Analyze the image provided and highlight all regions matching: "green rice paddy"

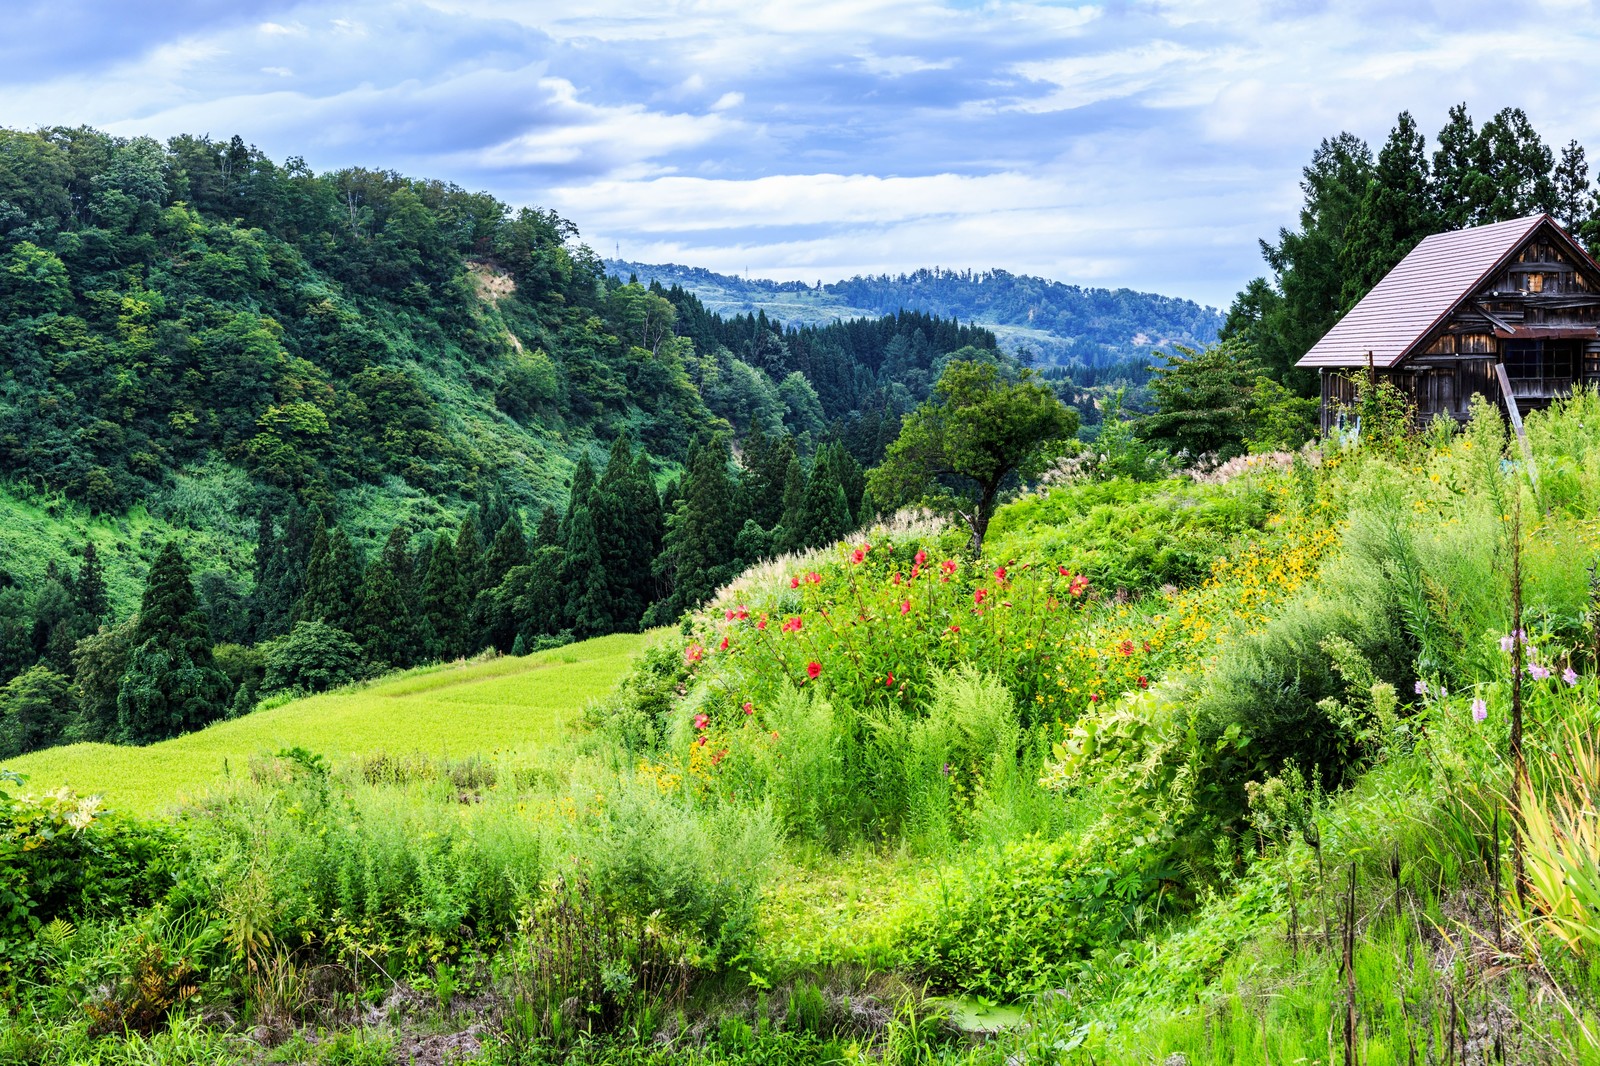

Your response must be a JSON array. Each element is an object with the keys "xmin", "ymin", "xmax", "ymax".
[{"xmin": 3, "ymin": 632, "xmax": 654, "ymax": 816}]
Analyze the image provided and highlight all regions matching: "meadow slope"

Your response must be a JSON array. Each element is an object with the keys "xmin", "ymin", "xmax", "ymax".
[{"xmin": 3, "ymin": 632, "xmax": 652, "ymax": 815}]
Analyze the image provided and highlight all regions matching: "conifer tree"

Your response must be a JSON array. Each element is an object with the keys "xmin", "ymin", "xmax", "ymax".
[
  {"xmin": 595, "ymin": 435, "xmax": 662, "ymax": 629},
  {"xmin": 484, "ymin": 511, "xmax": 529, "ymax": 590},
  {"xmin": 777, "ymin": 454, "xmax": 807, "ymax": 553},
  {"xmin": 741, "ymin": 422, "xmax": 792, "ymax": 530},
  {"xmin": 562, "ymin": 499, "xmax": 612, "ymax": 637},
  {"xmin": 455, "ymin": 513, "xmax": 486, "ymax": 606},
  {"xmin": 799, "ymin": 446, "xmax": 851, "ymax": 549},
  {"xmin": 419, "ymin": 534, "xmax": 464, "ymax": 660},
  {"xmin": 116, "ymin": 541, "xmax": 229, "ymax": 744},
  {"xmin": 654, "ymin": 434, "xmax": 740, "ymax": 616},
  {"xmin": 76, "ymin": 541, "xmax": 109, "ymax": 625},
  {"xmin": 533, "ymin": 505, "xmax": 561, "ymax": 549},
  {"xmin": 302, "ymin": 525, "xmax": 363, "ymax": 634},
  {"xmin": 561, "ymin": 454, "xmax": 597, "ymax": 543},
  {"xmin": 357, "ymin": 552, "xmax": 413, "ymax": 670}
]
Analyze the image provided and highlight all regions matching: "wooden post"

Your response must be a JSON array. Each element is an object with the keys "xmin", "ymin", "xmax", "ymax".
[{"xmin": 1495, "ymin": 362, "xmax": 1540, "ymax": 488}]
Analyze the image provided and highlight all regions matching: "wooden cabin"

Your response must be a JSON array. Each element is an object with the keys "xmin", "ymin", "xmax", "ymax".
[{"xmin": 1298, "ymin": 213, "xmax": 1600, "ymax": 433}]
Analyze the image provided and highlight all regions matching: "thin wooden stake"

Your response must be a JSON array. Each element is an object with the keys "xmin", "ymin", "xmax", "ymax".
[{"xmin": 1510, "ymin": 496, "xmax": 1528, "ymax": 908}]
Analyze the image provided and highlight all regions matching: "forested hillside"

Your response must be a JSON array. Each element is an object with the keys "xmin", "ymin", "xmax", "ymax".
[
  {"xmin": 0, "ymin": 126, "xmax": 1015, "ymax": 759},
  {"xmin": 607, "ymin": 259, "xmax": 1224, "ymax": 366}
]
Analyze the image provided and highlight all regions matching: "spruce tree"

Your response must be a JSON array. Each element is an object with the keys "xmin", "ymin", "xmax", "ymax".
[
  {"xmin": 562, "ymin": 500, "xmax": 612, "ymax": 637},
  {"xmin": 359, "ymin": 526, "xmax": 418, "ymax": 668},
  {"xmin": 799, "ymin": 447, "xmax": 851, "ymax": 549},
  {"xmin": 117, "ymin": 541, "xmax": 229, "ymax": 744},
  {"xmin": 419, "ymin": 534, "xmax": 464, "ymax": 660},
  {"xmin": 533, "ymin": 506, "xmax": 561, "ymax": 549},
  {"xmin": 655, "ymin": 434, "xmax": 740, "ymax": 615},
  {"xmin": 777, "ymin": 454, "xmax": 807, "ymax": 554},
  {"xmin": 76, "ymin": 542, "xmax": 109, "ymax": 625}
]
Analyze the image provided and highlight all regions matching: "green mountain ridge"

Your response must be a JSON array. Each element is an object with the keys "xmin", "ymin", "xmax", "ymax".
[{"xmin": 605, "ymin": 259, "xmax": 1225, "ymax": 365}]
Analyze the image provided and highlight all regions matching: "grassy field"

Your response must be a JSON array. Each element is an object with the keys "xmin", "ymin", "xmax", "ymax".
[{"xmin": 3, "ymin": 631, "xmax": 654, "ymax": 816}]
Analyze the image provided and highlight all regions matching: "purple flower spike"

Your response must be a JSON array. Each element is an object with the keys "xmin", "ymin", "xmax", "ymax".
[
  {"xmin": 1564, "ymin": 667, "xmax": 1580, "ymax": 687},
  {"xmin": 1472, "ymin": 698, "xmax": 1488, "ymax": 722}
]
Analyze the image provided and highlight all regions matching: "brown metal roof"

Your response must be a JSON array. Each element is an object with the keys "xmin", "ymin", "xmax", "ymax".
[{"xmin": 1297, "ymin": 214, "xmax": 1557, "ymax": 369}]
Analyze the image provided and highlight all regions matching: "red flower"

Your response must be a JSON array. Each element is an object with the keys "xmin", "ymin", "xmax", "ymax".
[
  {"xmin": 1143, "ymin": 640, "xmax": 1152, "ymax": 653},
  {"xmin": 892, "ymin": 572, "xmax": 903, "ymax": 585},
  {"xmin": 697, "ymin": 736, "xmax": 708, "ymax": 746},
  {"xmin": 851, "ymin": 548, "xmax": 866, "ymax": 564},
  {"xmin": 725, "ymin": 609, "xmax": 735, "ymax": 621},
  {"xmin": 757, "ymin": 614, "xmax": 769, "ymax": 631},
  {"xmin": 886, "ymin": 673, "xmax": 895, "ymax": 686},
  {"xmin": 806, "ymin": 660, "xmax": 822, "ymax": 679},
  {"xmin": 805, "ymin": 571, "xmax": 822, "ymax": 585},
  {"xmin": 994, "ymin": 566, "xmax": 1007, "ymax": 581},
  {"xmin": 900, "ymin": 599, "xmax": 911, "ymax": 615},
  {"xmin": 1137, "ymin": 676, "xmax": 1149, "ymax": 689},
  {"xmin": 790, "ymin": 575, "xmax": 800, "ymax": 589},
  {"xmin": 914, "ymin": 550, "xmax": 927, "ymax": 566},
  {"xmin": 973, "ymin": 588, "xmax": 988, "ymax": 607},
  {"xmin": 1058, "ymin": 565, "xmax": 1070, "ymax": 577},
  {"xmin": 693, "ymin": 713, "xmax": 710, "ymax": 730},
  {"xmin": 743, "ymin": 701, "xmax": 754, "ymax": 715},
  {"xmin": 941, "ymin": 559, "xmax": 957, "ymax": 575},
  {"xmin": 947, "ymin": 624, "xmax": 961, "ymax": 634},
  {"xmin": 684, "ymin": 643, "xmax": 705, "ymax": 665},
  {"xmin": 1119, "ymin": 639, "xmax": 1135, "ymax": 657},
  {"xmin": 1069, "ymin": 574, "xmax": 1090, "ymax": 597},
  {"xmin": 911, "ymin": 565, "xmax": 921, "ymax": 579},
  {"xmin": 718, "ymin": 637, "xmax": 730, "ymax": 652},
  {"xmin": 782, "ymin": 616, "xmax": 803, "ymax": 633},
  {"xmin": 711, "ymin": 748, "xmax": 728, "ymax": 766},
  {"xmin": 1089, "ymin": 693, "xmax": 1101, "ymax": 702}
]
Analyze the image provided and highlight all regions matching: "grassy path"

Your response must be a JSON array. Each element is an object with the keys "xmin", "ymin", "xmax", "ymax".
[{"xmin": 3, "ymin": 632, "xmax": 653, "ymax": 816}]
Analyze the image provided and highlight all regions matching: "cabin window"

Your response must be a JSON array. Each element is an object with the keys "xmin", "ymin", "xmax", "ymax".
[
  {"xmin": 1458, "ymin": 333, "xmax": 1494, "ymax": 354},
  {"xmin": 1504, "ymin": 340, "xmax": 1576, "ymax": 390}
]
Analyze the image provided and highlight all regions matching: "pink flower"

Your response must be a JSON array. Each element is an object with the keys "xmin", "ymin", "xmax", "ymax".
[
  {"xmin": 851, "ymin": 548, "xmax": 866, "ymax": 564},
  {"xmin": 806, "ymin": 661, "xmax": 822, "ymax": 680},
  {"xmin": 1069, "ymin": 574, "xmax": 1090, "ymax": 597},
  {"xmin": 1500, "ymin": 629, "xmax": 1527, "ymax": 653},
  {"xmin": 697, "ymin": 736, "xmax": 707, "ymax": 746},
  {"xmin": 994, "ymin": 566, "xmax": 1007, "ymax": 581},
  {"xmin": 757, "ymin": 615, "xmax": 769, "ymax": 631},
  {"xmin": 1472, "ymin": 698, "xmax": 1488, "ymax": 722},
  {"xmin": 805, "ymin": 571, "xmax": 822, "ymax": 585},
  {"xmin": 1529, "ymin": 664, "xmax": 1552, "ymax": 681},
  {"xmin": 892, "ymin": 572, "xmax": 903, "ymax": 585},
  {"xmin": 791, "ymin": 576, "xmax": 801, "ymax": 589},
  {"xmin": 743, "ymin": 701, "xmax": 754, "ymax": 715},
  {"xmin": 684, "ymin": 643, "xmax": 705, "ymax": 665},
  {"xmin": 1089, "ymin": 693, "xmax": 1101, "ymax": 703},
  {"xmin": 693, "ymin": 713, "xmax": 709, "ymax": 731},
  {"xmin": 941, "ymin": 559, "xmax": 957, "ymax": 575},
  {"xmin": 718, "ymin": 637, "xmax": 730, "ymax": 652},
  {"xmin": 900, "ymin": 599, "xmax": 911, "ymax": 615},
  {"xmin": 974, "ymin": 588, "xmax": 988, "ymax": 607},
  {"xmin": 914, "ymin": 550, "xmax": 927, "ymax": 566},
  {"xmin": 725, "ymin": 609, "xmax": 736, "ymax": 621},
  {"xmin": 782, "ymin": 616, "xmax": 803, "ymax": 633},
  {"xmin": 1565, "ymin": 667, "xmax": 1581, "ymax": 686}
]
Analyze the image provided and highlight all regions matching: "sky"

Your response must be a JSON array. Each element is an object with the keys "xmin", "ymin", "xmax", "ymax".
[{"xmin": 5, "ymin": 1, "xmax": 1600, "ymax": 307}]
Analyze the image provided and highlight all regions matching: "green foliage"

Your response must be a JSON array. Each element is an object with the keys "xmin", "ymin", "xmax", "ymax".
[
  {"xmin": 0, "ymin": 665, "xmax": 75, "ymax": 758},
  {"xmin": 117, "ymin": 542, "xmax": 229, "ymax": 745},
  {"xmin": 260, "ymin": 621, "xmax": 365, "ymax": 696},
  {"xmin": 869, "ymin": 359, "xmax": 1077, "ymax": 551}
]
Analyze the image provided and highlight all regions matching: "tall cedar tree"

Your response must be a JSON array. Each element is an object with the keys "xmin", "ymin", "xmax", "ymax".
[
  {"xmin": 562, "ymin": 500, "xmax": 612, "ymax": 638},
  {"xmin": 301, "ymin": 525, "xmax": 363, "ymax": 634},
  {"xmin": 597, "ymin": 435, "xmax": 663, "ymax": 628},
  {"xmin": 740, "ymin": 421, "xmax": 791, "ymax": 530},
  {"xmin": 75, "ymin": 542, "xmax": 109, "ymax": 624},
  {"xmin": 561, "ymin": 454, "xmax": 597, "ymax": 544},
  {"xmin": 1338, "ymin": 111, "xmax": 1436, "ymax": 313},
  {"xmin": 358, "ymin": 527, "xmax": 416, "ymax": 669},
  {"xmin": 656, "ymin": 435, "xmax": 741, "ymax": 617},
  {"xmin": 1552, "ymin": 141, "xmax": 1597, "ymax": 238},
  {"xmin": 777, "ymin": 455, "xmax": 807, "ymax": 554},
  {"xmin": 798, "ymin": 446, "xmax": 852, "ymax": 550},
  {"xmin": 419, "ymin": 534, "xmax": 464, "ymax": 660},
  {"xmin": 116, "ymin": 541, "xmax": 230, "ymax": 744},
  {"xmin": 534, "ymin": 506, "xmax": 561, "ymax": 549}
]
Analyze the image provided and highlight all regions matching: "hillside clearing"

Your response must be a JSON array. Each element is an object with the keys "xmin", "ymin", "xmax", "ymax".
[{"xmin": 3, "ymin": 632, "xmax": 654, "ymax": 815}]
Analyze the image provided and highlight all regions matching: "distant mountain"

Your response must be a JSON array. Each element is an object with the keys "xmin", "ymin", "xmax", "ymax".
[{"xmin": 605, "ymin": 261, "xmax": 1224, "ymax": 366}]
